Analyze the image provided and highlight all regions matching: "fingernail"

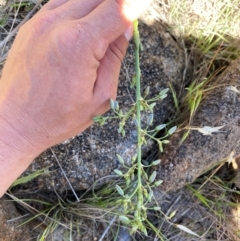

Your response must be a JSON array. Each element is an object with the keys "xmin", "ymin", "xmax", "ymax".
[{"xmin": 124, "ymin": 24, "xmax": 133, "ymax": 41}]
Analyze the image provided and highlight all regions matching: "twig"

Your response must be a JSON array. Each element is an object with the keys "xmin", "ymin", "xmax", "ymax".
[
  {"xmin": 50, "ymin": 148, "xmax": 80, "ymax": 202},
  {"xmin": 98, "ymin": 216, "xmax": 117, "ymax": 241},
  {"xmin": 6, "ymin": 192, "xmax": 47, "ymax": 224},
  {"xmin": 7, "ymin": 213, "xmax": 29, "ymax": 223},
  {"xmin": 182, "ymin": 39, "xmax": 190, "ymax": 89}
]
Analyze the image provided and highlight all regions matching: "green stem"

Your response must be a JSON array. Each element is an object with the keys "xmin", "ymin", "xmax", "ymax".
[
  {"xmin": 133, "ymin": 20, "xmax": 143, "ymax": 211},
  {"xmin": 145, "ymin": 132, "xmax": 161, "ymax": 142},
  {"xmin": 120, "ymin": 105, "xmax": 136, "ymax": 123}
]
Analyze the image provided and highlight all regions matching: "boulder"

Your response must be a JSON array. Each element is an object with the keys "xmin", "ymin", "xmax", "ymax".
[{"xmin": 155, "ymin": 57, "xmax": 240, "ymax": 192}]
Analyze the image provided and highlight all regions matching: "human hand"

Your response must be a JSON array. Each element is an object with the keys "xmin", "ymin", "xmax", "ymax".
[{"xmin": 0, "ymin": 0, "xmax": 152, "ymax": 155}]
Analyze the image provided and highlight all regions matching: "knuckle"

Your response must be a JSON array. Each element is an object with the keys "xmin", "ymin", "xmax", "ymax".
[
  {"xmin": 53, "ymin": 21, "xmax": 93, "ymax": 55},
  {"xmin": 77, "ymin": 20, "xmax": 109, "ymax": 60},
  {"xmin": 94, "ymin": 37, "xmax": 109, "ymax": 60},
  {"xmin": 109, "ymin": 39, "xmax": 126, "ymax": 63},
  {"xmin": 76, "ymin": 21, "xmax": 93, "ymax": 42},
  {"xmin": 55, "ymin": 27, "xmax": 78, "ymax": 50},
  {"xmin": 50, "ymin": 23, "xmax": 89, "ymax": 56},
  {"xmin": 30, "ymin": 13, "xmax": 56, "ymax": 34}
]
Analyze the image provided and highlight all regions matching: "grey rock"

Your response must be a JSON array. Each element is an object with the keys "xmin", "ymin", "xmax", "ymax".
[
  {"xmin": 25, "ymin": 19, "xmax": 186, "ymax": 193},
  {"xmin": 155, "ymin": 57, "xmax": 240, "ymax": 192}
]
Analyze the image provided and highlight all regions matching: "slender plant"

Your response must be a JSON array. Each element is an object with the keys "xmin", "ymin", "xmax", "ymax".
[{"xmin": 94, "ymin": 20, "xmax": 176, "ymax": 237}]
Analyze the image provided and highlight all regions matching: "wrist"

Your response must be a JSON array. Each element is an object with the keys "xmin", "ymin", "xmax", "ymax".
[
  {"xmin": 0, "ymin": 106, "xmax": 41, "ymax": 154},
  {"xmin": 0, "ymin": 116, "xmax": 41, "ymax": 161},
  {"xmin": 0, "ymin": 95, "xmax": 42, "ymax": 197}
]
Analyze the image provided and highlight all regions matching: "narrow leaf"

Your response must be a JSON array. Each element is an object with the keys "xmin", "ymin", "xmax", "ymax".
[
  {"xmin": 11, "ymin": 168, "xmax": 49, "ymax": 187},
  {"xmin": 160, "ymin": 94, "xmax": 168, "ymax": 100},
  {"xmin": 143, "ymin": 188, "xmax": 148, "ymax": 199},
  {"xmin": 131, "ymin": 154, "xmax": 137, "ymax": 163},
  {"xmin": 131, "ymin": 173, "xmax": 135, "ymax": 181},
  {"xmin": 154, "ymin": 180, "xmax": 163, "ymax": 187},
  {"xmin": 116, "ymin": 185, "xmax": 124, "ymax": 196},
  {"xmin": 169, "ymin": 210, "xmax": 176, "ymax": 219},
  {"xmin": 92, "ymin": 116, "xmax": 101, "ymax": 122},
  {"xmin": 151, "ymin": 159, "xmax": 161, "ymax": 166},
  {"xmin": 144, "ymin": 86, "xmax": 150, "ymax": 96},
  {"xmin": 159, "ymin": 88, "xmax": 169, "ymax": 96},
  {"xmin": 114, "ymin": 100, "xmax": 119, "ymax": 111},
  {"xmin": 126, "ymin": 178, "xmax": 130, "ymax": 187},
  {"xmin": 155, "ymin": 124, "xmax": 166, "ymax": 131},
  {"xmin": 110, "ymin": 98, "xmax": 115, "ymax": 110},
  {"xmin": 142, "ymin": 227, "xmax": 148, "ymax": 236},
  {"xmin": 147, "ymin": 113, "xmax": 154, "ymax": 126},
  {"xmin": 188, "ymin": 185, "xmax": 210, "ymax": 208},
  {"xmin": 148, "ymin": 190, "xmax": 153, "ymax": 202},
  {"xmin": 100, "ymin": 119, "xmax": 106, "ymax": 126},
  {"xmin": 119, "ymin": 215, "xmax": 130, "ymax": 224},
  {"xmin": 168, "ymin": 82, "xmax": 179, "ymax": 112},
  {"xmin": 131, "ymin": 76, "xmax": 136, "ymax": 88},
  {"xmin": 176, "ymin": 224, "xmax": 200, "ymax": 237},
  {"xmin": 149, "ymin": 171, "xmax": 157, "ymax": 183},
  {"xmin": 114, "ymin": 169, "xmax": 123, "ymax": 176},
  {"xmin": 162, "ymin": 140, "xmax": 170, "ymax": 144},
  {"xmin": 116, "ymin": 154, "xmax": 124, "ymax": 165},
  {"xmin": 158, "ymin": 141, "xmax": 163, "ymax": 152},
  {"xmin": 190, "ymin": 100, "xmax": 196, "ymax": 117},
  {"xmin": 118, "ymin": 126, "xmax": 123, "ymax": 134},
  {"xmin": 143, "ymin": 171, "xmax": 148, "ymax": 180},
  {"xmin": 168, "ymin": 126, "xmax": 177, "ymax": 135},
  {"xmin": 195, "ymin": 93, "xmax": 202, "ymax": 111},
  {"xmin": 180, "ymin": 129, "xmax": 191, "ymax": 144},
  {"xmin": 149, "ymin": 102, "xmax": 156, "ymax": 110}
]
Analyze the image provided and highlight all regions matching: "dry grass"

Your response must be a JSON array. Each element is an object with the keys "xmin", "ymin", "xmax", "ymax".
[
  {"xmin": 0, "ymin": 0, "xmax": 43, "ymax": 66},
  {"xmin": 152, "ymin": 0, "xmax": 240, "ymax": 78}
]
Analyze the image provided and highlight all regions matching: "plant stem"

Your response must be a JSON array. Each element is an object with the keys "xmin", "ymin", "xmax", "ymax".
[{"xmin": 133, "ymin": 20, "xmax": 143, "ymax": 213}]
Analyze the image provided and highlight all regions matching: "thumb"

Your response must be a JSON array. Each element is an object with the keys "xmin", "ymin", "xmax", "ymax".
[
  {"xmin": 92, "ymin": 32, "xmax": 131, "ymax": 115},
  {"xmin": 79, "ymin": 0, "xmax": 152, "ymax": 45}
]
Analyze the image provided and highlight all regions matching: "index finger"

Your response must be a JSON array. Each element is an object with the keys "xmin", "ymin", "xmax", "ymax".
[{"xmin": 79, "ymin": 0, "xmax": 152, "ymax": 44}]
